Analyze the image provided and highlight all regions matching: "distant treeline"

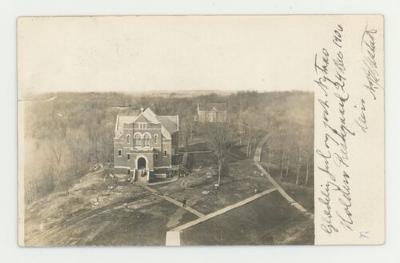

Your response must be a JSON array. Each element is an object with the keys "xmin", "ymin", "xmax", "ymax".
[{"xmin": 23, "ymin": 90, "xmax": 313, "ymax": 203}]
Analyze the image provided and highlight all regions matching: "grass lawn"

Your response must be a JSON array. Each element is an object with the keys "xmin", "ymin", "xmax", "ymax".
[
  {"xmin": 264, "ymin": 167, "xmax": 314, "ymax": 213},
  {"xmin": 153, "ymin": 158, "xmax": 275, "ymax": 215},
  {"xmin": 279, "ymin": 181, "xmax": 314, "ymax": 213},
  {"xmin": 180, "ymin": 191, "xmax": 314, "ymax": 245},
  {"xmin": 259, "ymin": 145, "xmax": 314, "ymax": 214}
]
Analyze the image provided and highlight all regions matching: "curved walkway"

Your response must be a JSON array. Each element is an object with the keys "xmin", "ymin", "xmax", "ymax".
[{"xmin": 253, "ymin": 135, "xmax": 313, "ymax": 219}]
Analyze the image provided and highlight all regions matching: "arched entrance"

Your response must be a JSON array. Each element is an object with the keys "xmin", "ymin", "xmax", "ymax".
[
  {"xmin": 137, "ymin": 157, "xmax": 146, "ymax": 170},
  {"xmin": 136, "ymin": 156, "xmax": 148, "ymax": 181}
]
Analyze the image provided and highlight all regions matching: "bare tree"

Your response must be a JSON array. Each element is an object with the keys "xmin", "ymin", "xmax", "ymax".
[
  {"xmin": 305, "ymin": 154, "xmax": 310, "ymax": 185},
  {"xmin": 295, "ymin": 145, "xmax": 302, "ymax": 185},
  {"xmin": 180, "ymin": 113, "xmax": 195, "ymax": 150},
  {"xmin": 280, "ymin": 149, "xmax": 285, "ymax": 179},
  {"xmin": 44, "ymin": 107, "xmax": 69, "ymax": 186},
  {"xmin": 285, "ymin": 154, "xmax": 290, "ymax": 178},
  {"xmin": 206, "ymin": 122, "xmax": 232, "ymax": 187}
]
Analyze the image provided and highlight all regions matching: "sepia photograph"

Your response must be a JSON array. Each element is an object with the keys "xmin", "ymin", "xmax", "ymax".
[
  {"xmin": 17, "ymin": 15, "xmax": 384, "ymax": 247},
  {"xmin": 18, "ymin": 16, "xmax": 315, "ymax": 246},
  {"xmin": 21, "ymin": 90, "xmax": 314, "ymax": 246}
]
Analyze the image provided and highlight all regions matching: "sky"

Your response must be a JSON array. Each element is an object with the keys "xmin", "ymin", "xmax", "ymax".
[{"xmin": 17, "ymin": 15, "xmax": 337, "ymax": 97}]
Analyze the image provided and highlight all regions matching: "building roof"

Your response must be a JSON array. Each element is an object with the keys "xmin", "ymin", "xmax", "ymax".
[
  {"xmin": 141, "ymin": 108, "xmax": 161, "ymax": 124},
  {"xmin": 115, "ymin": 108, "xmax": 178, "ymax": 139},
  {"xmin": 115, "ymin": 115, "xmax": 135, "ymax": 133},
  {"xmin": 198, "ymin": 103, "xmax": 227, "ymax": 111},
  {"xmin": 158, "ymin": 115, "xmax": 179, "ymax": 133}
]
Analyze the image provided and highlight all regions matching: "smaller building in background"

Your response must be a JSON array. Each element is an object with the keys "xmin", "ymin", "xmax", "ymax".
[{"xmin": 195, "ymin": 103, "xmax": 227, "ymax": 123}]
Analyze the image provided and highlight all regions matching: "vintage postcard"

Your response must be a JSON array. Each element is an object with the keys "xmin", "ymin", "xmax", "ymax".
[{"xmin": 17, "ymin": 15, "xmax": 384, "ymax": 246}]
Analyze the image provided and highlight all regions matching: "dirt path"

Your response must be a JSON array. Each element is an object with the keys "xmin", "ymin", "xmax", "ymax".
[
  {"xmin": 253, "ymin": 135, "xmax": 313, "ymax": 219},
  {"xmin": 140, "ymin": 184, "xmax": 205, "ymax": 217}
]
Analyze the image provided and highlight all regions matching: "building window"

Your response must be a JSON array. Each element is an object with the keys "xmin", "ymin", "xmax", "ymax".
[
  {"xmin": 164, "ymin": 150, "xmax": 167, "ymax": 157},
  {"xmin": 134, "ymin": 133, "xmax": 141, "ymax": 146},
  {"xmin": 118, "ymin": 150, "xmax": 122, "ymax": 156},
  {"xmin": 138, "ymin": 122, "xmax": 147, "ymax": 129},
  {"xmin": 209, "ymin": 112, "xmax": 214, "ymax": 122},
  {"xmin": 126, "ymin": 134, "xmax": 130, "ymax": 144},
  {"xmin": 127, "ymin": 154, "xmax": 130, "ymax": 160},
  {"xmin": 154, "ymin": 134, "xmax": 158, "ymax": 144},
  {"xmin": 155, "ymin": 154, "xmax": 158, "ymax": 160},
  {"xmin": 144, "ymin": 133, "xmax": 151, "ymax": 146}
]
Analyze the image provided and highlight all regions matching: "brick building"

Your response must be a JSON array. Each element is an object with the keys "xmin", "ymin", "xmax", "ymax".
[
  {"xmin": 113, "ymin": 108, "xmax": 179, "ymax": 182},
  {"xmin": 195, "ymin": 103, "xmax": 227, "ymax": 123}
]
